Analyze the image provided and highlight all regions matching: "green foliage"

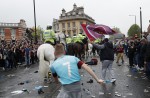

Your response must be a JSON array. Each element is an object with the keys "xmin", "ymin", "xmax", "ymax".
[
  {"xmin": 112, "ymin": 27, "xmax": 121, "ymax": 33},
  {"xmin": 32, "ymin": 26, "xmax": 44, "ymax": 41},
  {"xmin": 128, "ymin": 24, "xmax": 141, "ymax": 37},
  {"xmin": 109, "ymin": 27, "xmax": 122, "ymax": 40}
]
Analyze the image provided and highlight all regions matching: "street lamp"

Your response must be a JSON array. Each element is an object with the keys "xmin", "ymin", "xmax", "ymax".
[
  {"xmin": 140, "ymin": 7, "xmax": 143, "ymax": 39},
  {"xmin": 33, "ymin": 0, "xmax": 37, "ymax": 44},
  {"xmin": 129, "ymin": 15, "xmax": 136, "ymax": 25}
]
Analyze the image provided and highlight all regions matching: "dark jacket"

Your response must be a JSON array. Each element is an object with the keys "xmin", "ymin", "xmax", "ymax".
[
  {"xmin": 139, "ymin": 44, "xmax": 146, "ymax": 58},
  {"xmin": 93, "ymin": 42, "xmax": 114, "ymax": 61},
  {"xmin": 145, "ymin": 43, "xmax": 150, "ymax": 62},
  {"xmin": 128, "ymin": 45, "xmax": 136, "ymax": 58}
]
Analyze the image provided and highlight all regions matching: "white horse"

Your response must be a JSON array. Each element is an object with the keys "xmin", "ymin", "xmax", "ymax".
[
  {"xmin": 88, "ymin": 43, "xmax": 93, "ymax": 57},
  {"xmin": 37, "ymin": 43, "xmax": 55, "ymax": 79},
  {"xmin": 55, "ymin": 32, "xmax": 66, "ymax": 46}
]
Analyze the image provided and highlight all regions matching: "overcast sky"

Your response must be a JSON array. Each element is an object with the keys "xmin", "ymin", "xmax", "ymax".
[{"xmin": 0, "ymin": 0, "xmax": 150, "ymax": 36}]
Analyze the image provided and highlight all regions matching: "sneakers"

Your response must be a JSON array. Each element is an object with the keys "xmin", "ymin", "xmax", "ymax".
[
  {"xmin": 140, "ymin": 68, "xmax": 144, "ymax": 71},
  {"xmin": 111, "ymin": 78, "xmax": 116, "ymax": 83},
  {"xmin": 136, "ymin": 66, "xmax": 140, "ymax": 70}
]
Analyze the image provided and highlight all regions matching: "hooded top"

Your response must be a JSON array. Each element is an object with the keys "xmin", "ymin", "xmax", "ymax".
[{"xmin": 99, "ymin": 42, "xmax": 114, "ymax": 61}]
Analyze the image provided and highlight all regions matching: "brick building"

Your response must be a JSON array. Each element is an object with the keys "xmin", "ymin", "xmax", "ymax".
[{"xmin": 0, "ymin": 19, "xmax": 26, "ymax": 43}]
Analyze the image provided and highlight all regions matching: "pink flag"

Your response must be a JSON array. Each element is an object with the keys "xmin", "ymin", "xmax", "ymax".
[{"xmin": 81, "ymin": 24, "xmax": 104, "ymax": 41}]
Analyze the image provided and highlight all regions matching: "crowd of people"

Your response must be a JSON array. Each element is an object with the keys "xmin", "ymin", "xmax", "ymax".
[
  {"xmin": 0, "ymin": 40, "xmax": 39, "ymax": 71},
  {"xmin": 114, "ymin": 35, "xmax": 150, "ymax": 79}
]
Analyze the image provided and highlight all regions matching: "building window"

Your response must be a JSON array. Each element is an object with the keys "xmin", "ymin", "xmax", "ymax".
[
  {"xmin": 57, "ymin": 24, "xmax": 59, "ymax": 30},
  {"xmin": 68, "ymin": 31, "xmax": 71, "ymax": 37},
  {"xmin": 67, "ymin": 23, "xmax": 70, "ymax": 28},
  {"xmin": 73, "ymin": 30, "xmax": 76, "ymax": 36},
  {"xmin": 0, "ymin": 28, "xmax": 4, "ymax": 36},
  {"xmin": 62, "ymin": 23, "xmax": 65, "ymax": 28},
  {"xmin": 11, "ymin": 29, "xmax": 16, "ymax": 36},
  {"xmin": 80, "ymin": 21, "xmax": 83, "ymax": 25},
  {"xmin": 80, "ymin": 29, "xmax": 83, "ymax": 33},
  {"xmin": 72, "ymin": 22, "xmax": 76, "ymax": 27}
]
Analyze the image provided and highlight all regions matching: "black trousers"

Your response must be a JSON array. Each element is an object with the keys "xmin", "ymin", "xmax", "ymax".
[{"xmin": 129, "ymin": 57, "xmax": 134, "ymax": 67}]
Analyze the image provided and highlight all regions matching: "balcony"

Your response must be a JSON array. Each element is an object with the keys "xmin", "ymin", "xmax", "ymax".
[
  {"xmin": 0, "ymin": 23, "xmax": 19, "ymax": 28},
  {"xmin": 72, "ymin": 27, "xmax": 77, "ymax": 30},
  {"xmin": 59, "ymin": 15, "xmax": 95, "ymax": 23},
  {"xmin": 67, "ymin": 27, "xmax": 71, "ymax": 31}
]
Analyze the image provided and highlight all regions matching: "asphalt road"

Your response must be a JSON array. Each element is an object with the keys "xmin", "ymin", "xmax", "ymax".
[{"xmin": 0, "ymin": 55, "xmax": 150, "ymax": 98}]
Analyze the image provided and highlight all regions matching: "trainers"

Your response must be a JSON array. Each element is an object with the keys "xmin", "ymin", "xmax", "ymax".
[
  {"xmin": 140, "ymin": 68, "xmax": 144, "ymax": 71},
  {"xmin": 111, "ymin": 78, "xmax": 116, "ymax": 83},
  {"xmin": 136, "ymin": 66, "xmax": 140, "ymax": 70}
]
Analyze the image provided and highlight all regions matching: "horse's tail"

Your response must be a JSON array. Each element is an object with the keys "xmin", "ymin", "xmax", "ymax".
[{"xmin": 38, "ymin": 48, "xmax": 49, "ymax": 78}]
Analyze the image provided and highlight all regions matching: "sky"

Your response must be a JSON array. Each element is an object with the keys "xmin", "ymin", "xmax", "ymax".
[{"xmin": 0, "ymin": 0, "xmax": 150, "ymax": 36}]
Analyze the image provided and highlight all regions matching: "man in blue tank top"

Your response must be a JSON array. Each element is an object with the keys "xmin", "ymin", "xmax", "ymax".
[{"xmin": 50, "ymin": 44, "xmax": 103, "ymax": 98}]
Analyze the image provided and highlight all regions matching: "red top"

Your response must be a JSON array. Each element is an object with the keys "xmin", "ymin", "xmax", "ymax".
[{"xmin": 117, "ymin": 47, "xmax": 124, "ymax": 53}]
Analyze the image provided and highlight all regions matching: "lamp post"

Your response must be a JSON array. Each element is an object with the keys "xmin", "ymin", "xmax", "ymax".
[
  {"xmin": 33, "ymin": 0, "xmax": 37, "ymax": 44},
  {"xmin": 140, "ymin": 7, "xmax": 143, "ymax": 39},
  {"xmin": 129, "ymin": 15, "xmax": 136, "ymax": 25}
]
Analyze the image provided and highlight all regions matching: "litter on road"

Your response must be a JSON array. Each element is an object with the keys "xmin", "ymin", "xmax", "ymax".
[
  {"xmin": 87, "ymin": 79, "xmax": 93, "ymax": 83},
  {"xmin": 126, "ymin": 93, "xmax": 133, "ymax": 96},
  {"xmin": 127, "ymin": 75, "xmax": 132, "ymax": 77},
  {"xmin": 34, "ymin": 71, "xmax": 38, "ymax": 73},
  {"xmin": 7, "ymin": 74, "xmax": 15, "ymax": 77},
  {"xmin": 11, "ymin": 90, "xmax": 23, "ymax": 95},
  {"xmin": 144, "ymin": 89, "xmax": 149, "ymax": 93},
  {"xmin": 99, "ymin": 92, "xmax": 104, "ymax": 95}
]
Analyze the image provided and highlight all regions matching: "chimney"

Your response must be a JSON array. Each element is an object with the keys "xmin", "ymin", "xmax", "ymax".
[{"xmin": 73, "ymin": 3, "xmax": 77, "ymax": 10}]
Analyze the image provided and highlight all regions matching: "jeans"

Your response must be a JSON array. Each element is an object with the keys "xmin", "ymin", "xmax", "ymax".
[
  {"xmin": 57, "ymin": 82, "xmax": 81, "ymax": 98},
  {"xmin": 25, "ymin": 55, "xmax": 30, "ymax": 65},
  {"xmin": 146, "ymin": 62, "xmax": 150, "ymax": 77},
  {"xmin": 133, "ymin": 54, "xmax": 139, "ymax": 65},
  {"xmin": 101, "ymin": 60, "xmax": 115, "ymax": 80},
  {"xmin": 4, "ymin": 59, "xmax": 9, "ymax": 68}
]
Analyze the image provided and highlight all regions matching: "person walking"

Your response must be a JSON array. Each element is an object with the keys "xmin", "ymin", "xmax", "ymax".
[
  {"xmin": 145, "ymin": 35, "xmax": 150, "ymax": 79},
  {"xmin": 128, "ymin": 41, "xmax": 136, "ymax": 68},
  {"xmin": 92, "ymin": 38, "xmax": 116, "ymax": 83},
  {"xmin": 50, "ymin": 44, "xmax": 103, "ymax": 98},
  {"xmin": 24, "ymin": 45, "xmax": 31, "ymax": 67},
  {"xmin": 116, "ymin": 44, "xmax": 124, "ymax": 65}
]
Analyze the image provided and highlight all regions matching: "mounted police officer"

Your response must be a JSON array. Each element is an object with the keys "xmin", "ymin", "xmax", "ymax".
[
  {"xmin": 43, "ymin": 25, "xmax": 56, "ymax": 45},
  {"xmin": 73, "ymin": 33, "xmax": 85, "ymax": 44},
  {"xmin": 66, "ymin": 35, "xmax": 72, "ymax": 44}
]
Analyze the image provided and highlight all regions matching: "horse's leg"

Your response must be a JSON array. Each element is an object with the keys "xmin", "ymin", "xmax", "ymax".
[{"xmin": 79, "ymin": 52, "xmax": 82, "ymax": 60}]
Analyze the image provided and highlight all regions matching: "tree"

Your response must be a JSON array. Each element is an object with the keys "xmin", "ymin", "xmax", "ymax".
[
  {"xmin": 112, "ymin": 27, "xmax": 121, "ymax": 33},
  {"xmin": 128, "ymin": 24, "xmax": 140, "ymax": 38},
  {"xmin": 109, "ymin": 27, "xmax": 122, "ymax": 40},
  {"xmin": 32, "ymin": 26, "xmax": 44, "ymax": 42},
  {"xmin": 26, "ymin": 28, "xmax": 33, "ymax": 41}
]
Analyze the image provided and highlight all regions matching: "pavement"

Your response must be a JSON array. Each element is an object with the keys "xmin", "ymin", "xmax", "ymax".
[{"xmin": 0, "ymin": 55, "xmax": 150, "ymax": 98}]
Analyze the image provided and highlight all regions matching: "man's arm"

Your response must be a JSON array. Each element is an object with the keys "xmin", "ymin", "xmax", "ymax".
[
  {"xmin": 50, "ymin": 66, "xmax": 59, "ymax": 83},
  {"xmin": 52, "ymin": 73, "xmax": 59, "ymax": 83},
  {"xmin": 92, "ymin": 44, "xmax": 105, "ymax": 49},
  {"xmin": 81, "ymin": 63, "xmax": 103, "ymax": 84}
]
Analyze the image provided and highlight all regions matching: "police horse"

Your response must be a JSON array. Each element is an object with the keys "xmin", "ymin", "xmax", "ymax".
[
  {"xmin": 72, "ymin": 37, "xmax": 89, "ymax": 60},
  {"xmin": 55, "ymin": 32, "xmax": 66, "ymax": 46},
  {"xmin": 37, "ymin": 43, "xmax": 55, "ymax": 81}
]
